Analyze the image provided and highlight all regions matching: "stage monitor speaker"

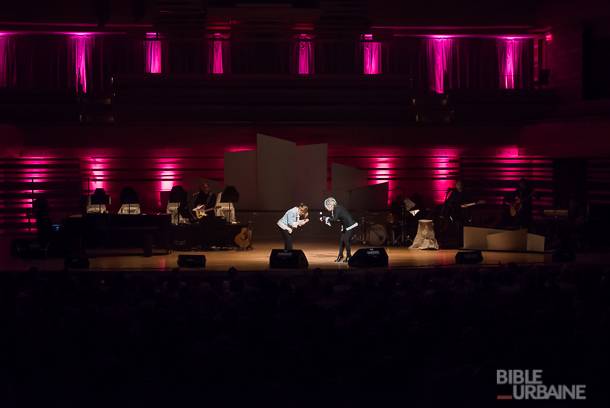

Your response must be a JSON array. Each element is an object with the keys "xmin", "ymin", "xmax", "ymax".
[
  {"xmin": 11, "ymin": 239, "xmax": 47, "ymax": 259},
  {"xmin": 552, "ymin": 247, "xmax": 576, "ymax": 263},
  {"xmin": 177, "ymin": 254, "xmax": 206, "ymax": 268},
  {"xmin": 65, "ymin": 256, "xmax": 90, "ymax": 269},
  {"xmin": 455, "ymin": 250, "xmax": 483, "ymax": 264},
  {"xmin": 348, "ymin": 247, "xmax": 389, "ymax": 268},
  {"xmin": 269, "ymin": 249, "xmax": 308, "ymax": 269}
]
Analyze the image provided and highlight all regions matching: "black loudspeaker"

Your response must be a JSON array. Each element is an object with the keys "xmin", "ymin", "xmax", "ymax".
[
  {"xmin": 64, "ymin": 256, "xmax": 90, "ymax": 269},
  {"xmin": 11, "ymin": 239, "xmax": 47, "ymax": 259},
  {"xmin": 171, "ymin": 225, "xmax": 195, "ymax": 251},
  {"xmin": 455, "ymin": 250, "xmax": 483, "ymax": 264},
  {"xmin": 552, "ymin": 247, "xmax": 576, "ymax": 263},
  {"xmin": 177, "ymin": 254, "xmax": 206, "ymax": 268},
  {"xmin": 348, "ymin": 247, "xmax": 389, "ymax": 268},
  {"xmin": 269, "ymin": 249, "xmax": 308, "ymax": 269}
]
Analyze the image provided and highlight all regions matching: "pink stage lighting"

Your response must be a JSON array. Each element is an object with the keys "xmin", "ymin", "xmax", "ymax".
[
  {"xmin": 498, "ymin": 38, "xmax": 522, "ymax": 89},
  {"xmin": 430, "ymin": 148, "xmax": 460, "ymax": 203},
  {"xmin": 297, "ymin": 34, "xmax": 313, "ymax": 75},
  {"xmin": 71, "ymin": 34, "xmax": 92, "ymax": 94},
  {"xmin": 0, "ymin": 33, "xmax": 13, "ymax": 88},
  {"xmin": 145, "ymin": 33, "xmax": 162, "ymax": 74},
  {"xmin": 210, "ymin": 33, "xmax": 227, "ymax": 75},
  {"xmin": 362, "ymin": 34, "xmax": 382, "ymax": 75},
  {"xmin": 85, "ymin": 157, "xmax": 109, "ymax": 191},
  {"xmin": 427, "ymin": 37, "xmax": 452, "ymax": 94}
]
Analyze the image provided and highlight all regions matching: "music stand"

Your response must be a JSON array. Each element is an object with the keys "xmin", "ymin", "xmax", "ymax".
[
  {"xmin": 219, "ymin": 186, "xmax": 239, "ymax": 223},
  {"xmin": 119, "ymin": 186, "xmax": 140, "ymax": 215},
  {"xmin": 89, "ymin": 188, "xmax": 110, "ymax": 214}
]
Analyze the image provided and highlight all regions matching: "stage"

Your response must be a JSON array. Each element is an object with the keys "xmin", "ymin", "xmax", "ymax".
[{"xmin": 3, "ymin": 238, "xmax": 596, "ymax": 272}]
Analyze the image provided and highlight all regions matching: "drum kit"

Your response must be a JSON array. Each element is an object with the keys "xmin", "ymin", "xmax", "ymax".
[
  {"xmin": 353, "ymin": 208, "xmax": 418, "ymax": 247},
  {"xmin": 354, "ymin": 219, "xmax": 388, "ymax": 246}
]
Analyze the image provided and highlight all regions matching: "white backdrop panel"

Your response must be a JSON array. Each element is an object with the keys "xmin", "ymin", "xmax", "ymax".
[
  {"xmin": 332, "ymin": 163, "xmax": 367, "ymax": 192},
  {"xmin": 224, "ymin": 150, "xmax": 257, "ymax": 210},
  {"xmin": 349, "ymin": 182, "xmax": 389, "ymax": 211},
  {"xmin": 257, "ymin": 134, "xmax": 296, "ymax": 211},
  {"xmin": 296, "ymin": 143, "xmax": 328, "ymax": 209}
]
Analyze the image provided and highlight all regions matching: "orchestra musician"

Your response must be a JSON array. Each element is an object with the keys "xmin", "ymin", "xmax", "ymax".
[
  {"xmin": 504, "ymin": 177, "xmax": 535, "ymax": 229},
  {"xmin": 320, "ymin": 197, "xmax": 358, "ymax": 263},
  {"xmin": 442, "ymin": 181, "xmax": 469, "ymax": 223},
  {"xmin": 277, "ymin": 204, "xmax": 310, "ymax": 250},
  {"xmin": 440, "ymin": 180, "xmax": 484, "ymax": 247},
  {"xmin": 193, "ymin": 183, "xmax": 217, "ymax": 210}
]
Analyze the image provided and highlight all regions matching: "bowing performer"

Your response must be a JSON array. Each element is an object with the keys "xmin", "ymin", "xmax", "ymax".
[
  {"xmin": 277, "ymin": 203, "xmax": 310, "ymax": 250},
  {"xmin": 320, "ymin": 197, "xmax": 358, "ymax": 263}
]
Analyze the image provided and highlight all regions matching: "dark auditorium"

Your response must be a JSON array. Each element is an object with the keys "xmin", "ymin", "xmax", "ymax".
[{"xmin": 2, "ymin": 0, "xmax": 610, "ymax": 406}]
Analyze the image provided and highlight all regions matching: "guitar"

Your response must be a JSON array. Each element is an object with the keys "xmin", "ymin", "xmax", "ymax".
[
  {"xmin": 234, "ymin": 224, "xmax": 253, "ymax": 250},
  {"xmin": 461, "ymin": 200, "xmax": 486, "ymax": 209},
  {"xmin": 507, "ymin": 192, "xmax": 535, "ymax": 217},
  {"xmin": 192, "ymin": 205, "xmax": 220, "ymax": 219}
]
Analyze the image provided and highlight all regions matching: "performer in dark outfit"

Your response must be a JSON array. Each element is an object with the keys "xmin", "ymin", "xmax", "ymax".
[
  {"xmin": 193, "ymin": 183, "xmax": 217, "ymax": 209},
  {"xmin": 320, "ymin": 197, "xmax": 359, "ymax": 263},
  {"xmin": 442, "ymin": 180, "xmax": 469, "ymax": 223},
  {"xmin": 505, "ymin": 177, "xmax": 535, "ymax": 229},
  {"xmin": 440, "ymin": 180, "xmax": 484, "ymax": 247}
]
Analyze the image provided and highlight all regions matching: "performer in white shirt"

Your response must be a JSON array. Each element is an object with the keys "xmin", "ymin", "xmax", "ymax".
[{"xmin": 277, "ymin": 204, "xmax": 309, "ymax": 250}]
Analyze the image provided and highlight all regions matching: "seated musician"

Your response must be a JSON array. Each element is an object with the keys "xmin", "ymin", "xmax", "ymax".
[
  {"xmin": 504, "ymin": 177, "xmax": 535, "ymax": 229},
  {"xmin": 193, "ymin": 183, "xmax": 216, "ymax": 209},
  {"xmin": 192, "ymin": 183, "xmax": 217, "ymax": 219}
]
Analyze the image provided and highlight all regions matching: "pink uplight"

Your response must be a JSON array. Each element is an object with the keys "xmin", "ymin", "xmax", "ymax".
[
  {"xmin": 88, "ymin": 157, "xmax": 107, "ymax": 191},
  {"xmin": 427, "ymin": 37, "xmax": 452, "ymax": 94},
  {"xmin": 362, "ymin": 36, "xmax": 382, "ymax": 75},
  {"xmin": 430, "ymin": 149, "xmax": 460, "ymax": 203},
  {"xmin": 156, "ymin": 158, "xmax": 180, "ymax": 192},
  {"xmin": 145, "ymin": 33, "xmax": 162, "ymax": 74},
  {"xmin": 0, "ymin": 33, "xmax": 13, "ymax": 88},
  {"xmin": 226, "ymin": 146, "xmax": 254, "ymax": 153},
  {"xmin": 498, "ymin": 38, "xmax": 522, "ymax": 89},
  {"xmin": 497, "ymin": 146, "xmax": 520, "ymax": 158},
  {"xmin": 545, "ymin": 33, "xmax": 553, "ymax": 43},
  {"xmin": 297, "ymin": 34, "xmax": 313, "ymax": 75},
  {"xmin": 71, "ymin": 35, "xmax": 92, "ymax": 94},
  {"xmin": 210, "ymin": 33, "xmax": 227, "ymax": 75}
]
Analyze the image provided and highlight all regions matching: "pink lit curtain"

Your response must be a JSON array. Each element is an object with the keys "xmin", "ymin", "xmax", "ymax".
[
  {"xmin": 69, "ymin": 36, "xmax": 93, "ymax": 94},
  {"xmin": 212, "ymin": 39, "xmax": 223, "ymax": 74},
  {"xmin": 426, "ymin": 38, "xmax": 453, "ymax": 93},
  {"xmin": 362, "ymin": 41, "xmax": 382, "ymax": 75},
  {"xmin": 497, "ymin": 39, "xmax": 523, "ymax": 89},
  {"xmin": 208, "ymin": 37, "xmax": 230, "ymax": 74},
  {"xmin": 144, "ymin": 38, "xmax": 163, "ymax": 74},
  {"xmin": 0, "ymin": 35, "xmax": 16, "ymax": 87},
  {"xmin": 296, "ymin": 39, "xmax": 314, "ymax": 75}
]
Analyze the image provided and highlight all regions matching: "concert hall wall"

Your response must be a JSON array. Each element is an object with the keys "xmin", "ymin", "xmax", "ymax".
[{"xmin": 2, "ymin": 120, "xmax": 610, "ymax": 234}]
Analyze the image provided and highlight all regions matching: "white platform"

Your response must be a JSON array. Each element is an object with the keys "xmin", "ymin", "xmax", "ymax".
[{"xmin": 463, "ymin": 226, "xmax": 545, "ymax": 252}]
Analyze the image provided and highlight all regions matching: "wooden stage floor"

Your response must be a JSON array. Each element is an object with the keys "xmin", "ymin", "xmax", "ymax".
[{"xmin": 0, "ymin": 240, "xmax": 569, "ymax": 272}]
